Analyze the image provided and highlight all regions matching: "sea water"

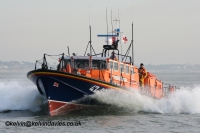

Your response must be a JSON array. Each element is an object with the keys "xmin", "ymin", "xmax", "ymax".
[{"xmin": 0, "ymin": 70, "xmax": 200, "ymax": 133}]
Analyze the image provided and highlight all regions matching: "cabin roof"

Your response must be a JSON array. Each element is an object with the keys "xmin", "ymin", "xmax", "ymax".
[
  {"xmin": 91, "ymin": 57, "xmax": 107, "ymax": 60},
  {"xmin": 72, "ymin": 56, "xmax": 90, "ymax": 59},
  {"xmin": 72, "ymin": 56, "xmax": 107, "ymax": 60}
]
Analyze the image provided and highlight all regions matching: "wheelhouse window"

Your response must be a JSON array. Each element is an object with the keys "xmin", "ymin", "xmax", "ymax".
[
  {"xmin": 120, "ymin": 64, "xmax": 124, "ymax": 72},
  {"xmin": 92, "ymin": 60, "xmax": 107, "ymax": 69},
  {"xmin": 109, "ymin": 61, "xmax": 113, "ymax": 69},
  {"xmin": 74, "ymin": 59, "xmax": 89, "ymax": 69},
  {"xmin": 130, "ymin": 67, "xmax": 134, "ymax": 74},
  {"xmin": 114, "ymin": 62, "xmax": 118, "ymax": 71},
  {"xmin": 126, "ymin": 65, "xmax": 129, "ymax": 74}
]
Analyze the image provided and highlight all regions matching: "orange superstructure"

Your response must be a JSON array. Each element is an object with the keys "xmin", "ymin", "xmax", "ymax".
[
  {"xmin": 57, "ymin": 55, "xmax": 175, "ymax": 99},
  {"xmin": 27, "ymin": 15, "xmax": 177, "ymax": 116}
]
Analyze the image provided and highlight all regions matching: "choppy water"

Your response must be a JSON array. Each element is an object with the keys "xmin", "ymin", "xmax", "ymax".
[{"xmin": 0, "ymin": 70, "xmax": 200, "ymax": 133}]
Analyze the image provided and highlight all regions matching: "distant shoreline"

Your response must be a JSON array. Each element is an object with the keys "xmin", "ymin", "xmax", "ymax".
[{"xmin": 0, "ymin": 60, "xmax": 200, "ymax": 71}]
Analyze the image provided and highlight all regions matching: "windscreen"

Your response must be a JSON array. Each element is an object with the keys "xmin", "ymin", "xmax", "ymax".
[
  {"xmin": 92, "ymin": 60, "xmax": 107, "ymax": 69},
  {"xmin": 74, "ymin": 59, "xmax": 89, "ymax": 69}
]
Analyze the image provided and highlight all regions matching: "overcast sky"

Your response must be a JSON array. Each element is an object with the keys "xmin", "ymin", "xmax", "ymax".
[{"xmin": 0, "ymin": 0, "xmax": 200, "ymax": 65}]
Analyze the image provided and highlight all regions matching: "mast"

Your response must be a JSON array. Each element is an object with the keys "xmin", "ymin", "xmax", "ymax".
[
  {"xmin": 106, "ymin": 7, "xmax": 108, "ymax": 46},
  {"xmin": 118, "ymin": 10, "xmax": 122, "ymax": 56},
  {"xmin": 132, "ymin": 22, "xmax": 134, "ymax": 65},
  {"xmin": 113, "ymin": 11, "xmax": 121, "ymax": 59},
  {"xmin": 89, "ymin": 5, "xmax": 92, "ymax": 56},
  {"xmin": 111, "ymin": 10, "xmax": 113, "ymax": 37},
  {"xmin": 132, "ymin": 5, "xmax": 134, "ymax": 65},
  {"xmin": 90, "ymin": 25, "xmax": 92, "ymax": 56}
]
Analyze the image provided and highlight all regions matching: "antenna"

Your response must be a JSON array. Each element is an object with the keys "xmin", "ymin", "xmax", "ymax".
[
  {"xmin": 106, "ymin": 7, "xmax": 108, "ymax": 45},
  {"xmin": 89, "ymin": 4, "xmax": 91, "ymax": 25},
  {"xmin": 132, "ymin": 5, "xmax": 134, "ymax": 65},
  {"xmin": 90, "ymin": 25, "xmax": 92, "ymax": 56},
  {"xmin": 111, "ymin": 10, "xmax": 113, "ymax": 35},
  {"xmin": 132, "ymin": 5, "xmax": 133, "ymax": 24},
  {"xmin": 118, "ymin": 9, "xmax": 122, "ymax": 57},
  {"xmin": 89, "ymin": 5, "xmax": 92, "ymax": 56},
  {"xmin": 67, "ymin": 46, "xmax": 70, "ymax": 56},
  {"xmin": 113, "ymin": 9, "xmax": 122, "ymax": 59},
  {"xmin": 84, "ymin": 5, "xmax": 97, "ymax": 57},
  {"xmin": 118, "ymin": 9, "xmax": 120, "ymax": 29},
  {"xmin": 132, "ymin": 22, "xmax": 134, "ymax": 65}
]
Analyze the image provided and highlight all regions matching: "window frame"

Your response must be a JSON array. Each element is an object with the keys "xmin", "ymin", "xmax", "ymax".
[
  {"xmin": 130, "ymin": 67, "xmax": 134, "ymax": 74},
  {"xmin": 91, "ymin": 60, "xmax": 107, "ymax": 69},
  {"xmin": 113, "ymin": 62, "xmax": 118, "ymax": 71},
  {"xmin": 74, "ymin": 59, "xmax": 89, "ymax": 69},
  {"xmin": 120, "ymin": 63, "xmax": 124, "ymax": 73},
  {"xmin": 109, "ymin": 61, "xmax": 113, "ymax": 70},
  {"xmin": 126, "ymin": 65, "xmax": 129, "ymax": 74}
]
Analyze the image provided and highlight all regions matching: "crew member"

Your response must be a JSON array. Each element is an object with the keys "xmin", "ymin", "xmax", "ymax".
[
  {"xmin": 57, "ymin": 58, "xmax": 61, "ymax": 70},
  {"xmin": 110, "ymin": 52, "xmax": 118, "ymax": 61},
  {"xmin": 138, "ymin": 63, "xmax": 147, "ymax": 88},
  {"xmin": 111, "ymin": 36, "xmax": 116, "ymax": 45}
]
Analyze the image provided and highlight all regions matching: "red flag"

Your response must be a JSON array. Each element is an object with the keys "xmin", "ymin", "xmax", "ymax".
[
  {"xmin": 53, "ymin": 82, "xmax": 59, "ymax": 87},
  {"xmin": 122, "ymin": 35, "xmax": 128, "ymax": 43}
]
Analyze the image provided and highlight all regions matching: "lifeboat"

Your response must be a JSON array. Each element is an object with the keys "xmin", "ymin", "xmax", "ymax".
[{"xmin": 27, "ymin": 17, "xmax": 176, "ymax": 115}]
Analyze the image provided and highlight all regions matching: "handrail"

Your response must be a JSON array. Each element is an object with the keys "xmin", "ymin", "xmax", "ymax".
[
  {"xmin": 35, "ymin": 55, "xmax": 43, "ymax": 70},
  {"xmin": 34, "ymin": 53, "xmax": 65, "ymax": 70}
]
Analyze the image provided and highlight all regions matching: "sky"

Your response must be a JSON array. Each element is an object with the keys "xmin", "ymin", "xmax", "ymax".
[{"xmin": 0, "ymin": 0, "xmax": 200, "ymax": 65}]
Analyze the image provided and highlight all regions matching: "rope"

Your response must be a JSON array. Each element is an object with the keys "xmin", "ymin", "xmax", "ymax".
[
  {"xmin": 45, "ymin": 54, "xmax": 62, "ymax": 56},
  {"xmin": 36, "ymin": 58, "xmax": 43, "ymax": 62},
  {"xmin": 36, "ymin": 62, "xmax": 43, "ymax": 65},
  {"xmin": 47, "ymin": 56, "xmax": 59, "ymax": 60}
]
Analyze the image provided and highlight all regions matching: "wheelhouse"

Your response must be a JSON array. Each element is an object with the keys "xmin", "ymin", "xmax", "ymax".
[
  {"xmin": 71, "ymin": 56, "xmax": 107, "ymax": 70},
  {"xmin": 91, "ymin": 57, "xmax": 107, "ymax": 69},
  {"xmin": 72, "ymin": 56, "xmax": 90, "ymax": 69}
]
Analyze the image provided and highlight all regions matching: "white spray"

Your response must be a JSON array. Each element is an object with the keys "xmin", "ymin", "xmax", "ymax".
[
  {"xmin": 89, "ymin": 86, "xmax": 200, "ymax": 114},
  {"xmin": 0, "ymin": 81, "xmax": 43, "ymax": 112}
]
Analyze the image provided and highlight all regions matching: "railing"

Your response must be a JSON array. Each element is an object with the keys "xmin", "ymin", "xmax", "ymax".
[{"xmin": 34, "ymin": 53, "xmax": 64, "ymax": 70}]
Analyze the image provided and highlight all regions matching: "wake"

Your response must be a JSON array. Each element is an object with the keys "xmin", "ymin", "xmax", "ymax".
[
  {"xmin": 89, "ymin": 85, "xmax": 200, "ymax": 114},
  {"xmin": 1, "ymin": 80, "xmax": 200, "ymax": 114}
]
